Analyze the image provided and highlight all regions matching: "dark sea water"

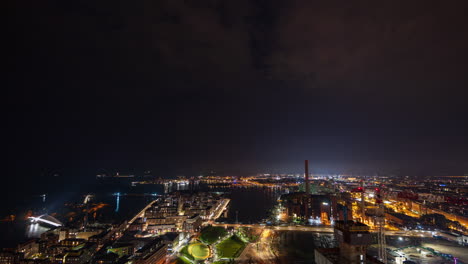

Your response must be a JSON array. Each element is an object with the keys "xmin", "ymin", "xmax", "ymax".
[
  {"xmin": 0, "ymin": 181, "xmax": 283, "ymax": 248},
  {"xmin": 0, "ymin": 182, "xmax": 161, "ymax": 248}
]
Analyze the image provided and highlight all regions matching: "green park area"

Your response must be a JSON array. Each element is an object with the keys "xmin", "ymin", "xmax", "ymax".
[
  {"xmin": 200, "ymin": 226, "xmax": 227, "ymax": 244},
  {"xmin": 216, "ymin": 235, "xmax": 246, "ymax": 259}
]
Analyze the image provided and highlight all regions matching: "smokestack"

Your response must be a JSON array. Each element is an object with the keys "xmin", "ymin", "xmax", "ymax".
[{"xmin": 305, "ymin": 160, "xmax": 310, "ymax": 194}]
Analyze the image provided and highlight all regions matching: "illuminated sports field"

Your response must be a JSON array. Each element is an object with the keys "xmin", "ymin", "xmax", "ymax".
[{"xmin": 187, "ymin": 243, "xmax": 210, "ymax": 260}]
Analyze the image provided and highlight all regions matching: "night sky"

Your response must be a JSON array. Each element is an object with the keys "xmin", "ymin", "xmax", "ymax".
[{"xmin": 6, "ymin": 0, "xmax": 468, "ymax": 185}]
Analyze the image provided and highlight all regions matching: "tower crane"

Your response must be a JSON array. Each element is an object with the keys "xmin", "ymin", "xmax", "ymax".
[{"xmin": 374, "ymin": 186, "xmax": 387, "ymax": 263}]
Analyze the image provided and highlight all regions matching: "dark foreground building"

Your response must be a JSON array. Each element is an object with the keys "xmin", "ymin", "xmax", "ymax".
[{"xmin": 315, "ymin": 220, "xmax": 384, "ymax": 264}]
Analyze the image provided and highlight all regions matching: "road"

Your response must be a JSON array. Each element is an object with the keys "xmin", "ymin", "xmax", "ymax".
[
  {"xmin": 128, "ymin": 198, "xmax": 159, "ymax": 225},
  {"xmin": 236, "ymin": 229, "xmax": 277, "ymax": 264},
  {"xmin": 212, "ymin": 223, "xmax": 334, "ymax": 233},
  {"xmin": 210, "ymin": 198, "xmax": 231, "ymax": 220},
  {"xmin": 212, "ymin": 223, "xmax": 440, "ymax": 239}
]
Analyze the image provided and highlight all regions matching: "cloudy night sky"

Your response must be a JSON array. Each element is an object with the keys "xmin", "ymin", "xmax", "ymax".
[{"xmin": 6, "ymin": 0, "xmax": 468, "ymax": 187}]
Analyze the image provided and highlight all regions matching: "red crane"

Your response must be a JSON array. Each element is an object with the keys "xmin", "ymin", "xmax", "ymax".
[{"xmin": 374, "ymin": 187, "xmax": 383, "ymax": 204}]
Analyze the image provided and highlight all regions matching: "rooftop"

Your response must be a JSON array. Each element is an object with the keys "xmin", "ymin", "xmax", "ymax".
[{"xmin": 335, "ymin": 220, "xmax": 370, "ymax": 232}]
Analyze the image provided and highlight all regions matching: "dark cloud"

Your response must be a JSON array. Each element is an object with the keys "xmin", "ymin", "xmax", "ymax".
[
  {"xmin": 6, "ymin": 0, "xmax": 468, "ymax": 180},
  {"xmin": 270, "ymin": 1, "xmax": 468, "ymax": 88}
]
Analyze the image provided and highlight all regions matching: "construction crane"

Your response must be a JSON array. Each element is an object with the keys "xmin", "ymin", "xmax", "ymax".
[
  {"xmin": 350, "ymin": 183, "xmax": 387, "ymax": 263},
  {"xmin": 350, "ymin": 180, "xmax": 366, "ymax": 223},
  {"xmin": 374, "ymin": 187, "xmax": 387, "ymax": 264}
]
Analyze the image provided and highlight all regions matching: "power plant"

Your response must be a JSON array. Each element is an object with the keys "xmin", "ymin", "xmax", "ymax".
[
  {"xmin": 280, "ymin": 160, "xmax": 337, "ymax": 224},
  {"xmin": 280, "ymin": 161, "xmax": 388, "ymax": 263}
]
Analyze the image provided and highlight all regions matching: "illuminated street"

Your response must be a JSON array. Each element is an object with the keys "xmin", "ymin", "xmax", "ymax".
[{"xmin": 236, "ymin": 229, "xmax": 277, "ymax": 264}]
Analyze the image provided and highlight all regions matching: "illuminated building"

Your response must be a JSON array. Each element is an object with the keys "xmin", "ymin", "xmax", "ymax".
[
  {"xmin": 0, "ymin": 250, "xmax": 23, "ymax": 264},
  {"xmin": 133, "ymin": 238, "xmax": 167, "ymax": 264},
  {"xmin": 281, "ymin": 192, "xmax": 334, "ymax": 222},
  {"xmin": 183, "ymin": 214, "xmax": 202, "ymax": 232}
]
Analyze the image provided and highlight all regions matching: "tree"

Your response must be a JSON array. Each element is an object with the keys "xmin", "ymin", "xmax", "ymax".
[{"xmin": 420, "ymin": 214, "xmax": 448, "ymax": 229}]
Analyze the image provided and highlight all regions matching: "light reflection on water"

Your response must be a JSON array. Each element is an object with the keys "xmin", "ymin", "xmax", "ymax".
[
  {"xmin": 115, "ymin": 194, "xmax": 120, "ymax": 212},
  {"xmin": 26, "ymin": 223, "xmax": 49, "ymax": 238},
  {"xmin": 3, "ymin": 183, "xmax": 284, "ymax": 247}
]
